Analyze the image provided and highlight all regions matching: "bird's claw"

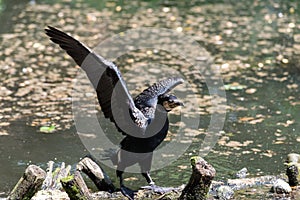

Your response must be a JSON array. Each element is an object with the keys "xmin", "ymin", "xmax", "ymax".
[{"xmin": 120, "ymin": 186, "xmax": 135, "ymax": 200}]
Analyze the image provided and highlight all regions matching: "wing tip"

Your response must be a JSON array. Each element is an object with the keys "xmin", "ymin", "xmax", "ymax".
[
  {"xmin": 44, "ymin": 25, "xmax": 56, "ymax": 34},
  {"xmin": 177, "ymin": 77, "xmax": 184, "ymax": 83},
  {"xmin": 170, "ymin": 77, "xmax": 184, "ymax": 85}
]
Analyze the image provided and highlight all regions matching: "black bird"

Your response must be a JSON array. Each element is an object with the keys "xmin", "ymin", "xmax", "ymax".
[{"xmin": 45, "ymin": 26, "xmax": 184, "ymax": 199}]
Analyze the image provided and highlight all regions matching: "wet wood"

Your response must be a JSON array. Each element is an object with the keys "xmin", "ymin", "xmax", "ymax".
[
  {"xmin": 7, "ymin": 165, "xmax": 46, "ymax": 200},
  {"xmin": 77, "ymin": 156, "xmax": 116, "ymax": 193},
  {"xmin": 179, "ymin": 156, "xmax": 216, "ymax": 200}
]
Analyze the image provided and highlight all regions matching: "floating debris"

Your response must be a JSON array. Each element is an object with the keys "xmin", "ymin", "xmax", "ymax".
[
  {"xmin": 39, "ymin": 125, "xmax": 56, "ymax": 133},
  {"xmin": 224, "ymin": 83, "xmax": 247, "ymax": 91}
]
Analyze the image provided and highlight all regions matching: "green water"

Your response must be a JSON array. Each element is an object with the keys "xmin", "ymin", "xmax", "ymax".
[{"xmin": 0, "ymin": 0, "xmax": 299, "ymax": 198}]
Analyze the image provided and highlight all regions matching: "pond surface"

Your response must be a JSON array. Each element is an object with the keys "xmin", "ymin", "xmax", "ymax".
[{"xmin": 0, "ymin": 0, "xmax": 299, "ymax": 198}]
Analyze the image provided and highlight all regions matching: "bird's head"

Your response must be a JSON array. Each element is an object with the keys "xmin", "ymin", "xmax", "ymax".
[{"xmin": 158, "ymin": 94, "xmax": 184, "ymax": 112}]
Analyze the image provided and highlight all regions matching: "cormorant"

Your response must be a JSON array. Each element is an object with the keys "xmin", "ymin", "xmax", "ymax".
[{"xmin": 45, "ymin": 26, "xmax": 184, "ymax": 199}]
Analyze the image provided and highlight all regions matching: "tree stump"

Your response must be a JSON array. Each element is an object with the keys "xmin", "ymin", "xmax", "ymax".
[
  {"xmin": 286, "ymin": 165, "xmax": 299, "ymax": 187},
  {"xmin": 77, "ymin": 156, "xmax": 116, "ymax": 193},
  {"xmin": 7, "ymin": 165, "xmax": 46, "ymax": 200},
  {"xmin": 179, "ymin": 156, "xmax": 216, "ymax": 200},
  {"xmin": 285, "ymin": 153, "xmax": 300, "ymax": 187},
  {"xmin": 61, "ymin": 170, "xmax": 91, "ymax": 200}
]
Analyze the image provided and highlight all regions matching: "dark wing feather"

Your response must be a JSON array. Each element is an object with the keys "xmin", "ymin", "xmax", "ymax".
[
  {"xmin": 45, "ymin": 26, "xmax": 90, "ymax": 66},
  {"xmin": 134, "ymin": 77, "xmax": 184, "ymax": 118},
  {"xmin": 45, "ymin": 26, "xmax": 147, "ymax": 134}
]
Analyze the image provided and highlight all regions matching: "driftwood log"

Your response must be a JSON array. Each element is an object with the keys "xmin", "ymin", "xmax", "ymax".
[
  {"xmin": 61, "ymin": 171, "xmax": 91, "ymax": 200},
  {"xmin": 286, "ymin": 165, "xmax": 299, "ymax": 187},
  {"xmin": 179, "ymin": 156, "xmax": 216, "ymax": 200},
  {"xmin": 32, "ymin": 161, "xmax": 73, "ymax": 200},
  {"xmin": 8, "ymin": 156, "xmax": 214, "ymax": 200},
  {"xmin": 7, "ymin": 165, "xmax": 46, "ymax": 200},
  {"xmin": 285, "ymin": 153, "xmax": 300, "ymax": 187},
  {"xmin": 9, "ymin": 154, "xmax": 300, "ymax": 199},
  {"xmin": 77, "ymin": 156, "xmax": 116, "ymax": 193}
]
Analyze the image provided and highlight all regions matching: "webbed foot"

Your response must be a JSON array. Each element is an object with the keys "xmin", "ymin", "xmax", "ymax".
[{"xmin": 120, "ymin": 185, "xmax": 135, "ymax": 200}]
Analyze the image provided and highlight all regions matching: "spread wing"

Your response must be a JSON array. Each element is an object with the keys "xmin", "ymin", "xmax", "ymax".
[
  {"xmin": 45, "ymin": 26, "xmax": 147, "ymax": 135},
  {"xmin": 134, "ymin": 77, "xmax": 184, "ymax": 118}
]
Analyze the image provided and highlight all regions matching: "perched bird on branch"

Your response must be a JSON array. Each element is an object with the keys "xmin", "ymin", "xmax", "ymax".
[{"xmin": 45, "ymin": 26, "xmax": 184, "ymax": 200}]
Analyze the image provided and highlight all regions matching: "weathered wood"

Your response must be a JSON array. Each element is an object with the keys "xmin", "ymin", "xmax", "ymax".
[
  {"xmin": 32, "ymin": 189, "xmax": 70, "ymax": 200},
  {"xmin": 270, "ymin": 179, "xmax": 292, "ymax": 194},
  {"xmin": 9, "ymin": 158, "xmax": 300, "ymax": 200},
  {"xmin": 53, "ymin": 162, "xmax": 72, "ymax": 189},
  {"xmin": 286, "ymin": 165, "xmax": 299, "ymax": 187},
  {"xmin": 41, "ymin": 160, "xmax": 54, "ymax": 189},
  {"xmin": 285, "ymin": 153, "xmax": 300, "ymax": 187},
  {"xmin": 61, "ymin": 170, "xmax": 91, "ymax": 200},
  {"xmin": 7, "ymin": 165, "xmax": 46, "ymax": 200},
  {"xmin": 226, "ymin": 175, "xmax": 279, "ymax": 190},
  {"xmin": 41, "ymin": 161, "xmax": 72, "ymax": 190},
  {"xmin": 77, "ymin": 156, "xmax": 116, "ymax": 192},
  {"xmin": 179, "ymin": 156, "xmax": 216, "ymax": 200}
]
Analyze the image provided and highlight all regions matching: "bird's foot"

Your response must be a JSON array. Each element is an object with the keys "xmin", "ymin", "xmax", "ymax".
[
  {"xmin": 120, "ymin": 185, "xmax": 135, "ymax": 200},
  {"xmin": 141, "ymin": 184, "xmax": 178, "ymax": 194}
]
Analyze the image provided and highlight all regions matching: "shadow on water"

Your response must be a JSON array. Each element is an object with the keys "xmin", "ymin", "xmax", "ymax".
[{"xmin": 0, "ymin": 0, "xmax": 299, "ymax": 198}]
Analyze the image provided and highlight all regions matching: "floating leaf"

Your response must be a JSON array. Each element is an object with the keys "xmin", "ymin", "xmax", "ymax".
[
  {"xmin": 239, "ymin": 117, "xmax": 255, "ymax": 122},
  {"xmin": 224, "ymin": 83, "xmax": 247, "ymax": 90},
  {"xmin": 39, "ymin": 125, "xmax": 56, "ymax": 133},
  {"xmin": 0, "ymin": 131, "xmax": 9, "ymax": 136},
  {"xmin": 245, "ymin": 88, "xmax": 257, "ymax": 94}
]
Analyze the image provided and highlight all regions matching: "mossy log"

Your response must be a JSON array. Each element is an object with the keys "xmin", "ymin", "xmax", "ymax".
[
  {"xmin": 179, "ymin": 156, "xmax": 216, "ymax": 200},
  {"xmin": 77, "ymin": 156, "xmax": 116, "ymax": 193},
  {"xmin": 7, "ymin": 165, "xmax": 46, "ymax": 200},
  {"xmin": 11, "ymin": 157, "xmax": 300, "ymax": 199},
  {"xmin": 61, "ymin": 170, "xmax": 91, "ymax": 200}
]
